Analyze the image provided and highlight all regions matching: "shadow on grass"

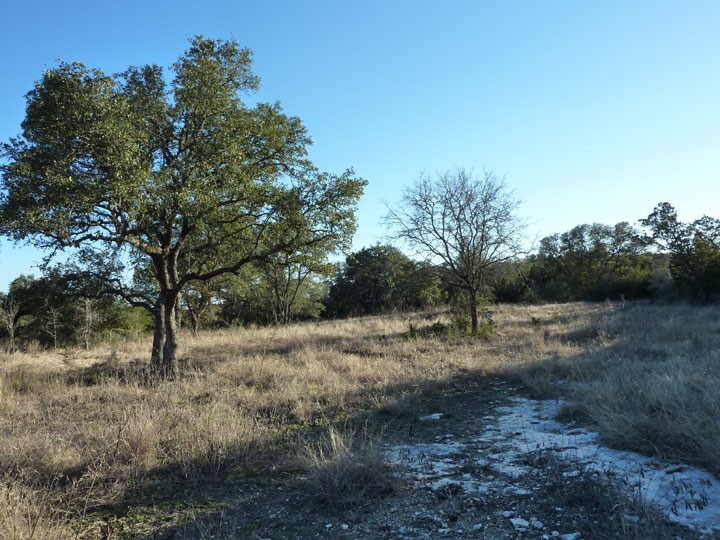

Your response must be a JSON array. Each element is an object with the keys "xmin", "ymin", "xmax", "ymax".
[{"xmin": 53, "ymin": 363, "xmax": 487, "ymax": 538}]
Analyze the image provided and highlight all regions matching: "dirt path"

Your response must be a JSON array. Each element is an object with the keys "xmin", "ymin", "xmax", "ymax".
[{"xmin": 160, "ymin": 377, "xmax": 715, "ymax": 540}]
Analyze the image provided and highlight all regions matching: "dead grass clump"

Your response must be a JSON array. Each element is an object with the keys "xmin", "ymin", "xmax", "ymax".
[
  {"xmin": 161, "ymin": 400, "xmax": 263, "ymax": 479},
  {"xmin": 540, "ymin": 462, "xmax": 681, "ymax": 540},
  {"xmin": 578, "ymin": 364, "xmax": 720, "ymax": 470},
  {"xmin": 372, "ymin": 389, "xmax": 422, "ymax": 418},
  {"xmin": 300, "ymin": 426, "xmax": 398, "ymax": 507},
  {"xmin": 0, "ymin": 433, "xmax": 85, "ymax": 487},
  {"xmin": 0, "ymin": 482, "xmax": 75, "ymax": 540}
]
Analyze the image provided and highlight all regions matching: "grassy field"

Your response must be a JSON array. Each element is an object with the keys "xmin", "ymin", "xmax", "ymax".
[{"xmin": 0, "ymin": 301, "xmax": 718, "ymax": 538}]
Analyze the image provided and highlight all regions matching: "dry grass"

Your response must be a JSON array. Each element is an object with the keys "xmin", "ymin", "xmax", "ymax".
[
  {"xmin": 497, "ymin": 301, "xmax": 720, "ymax": 474},
  {"xmin": 299, "ymin": 425, "xmax": 398, "ymax": 507},
  {"xmin": 0, "ymin": 303, "xmax": 718, "ymax": 536}
]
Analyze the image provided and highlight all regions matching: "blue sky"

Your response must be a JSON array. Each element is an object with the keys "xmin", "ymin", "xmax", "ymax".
[{"xmin": 1, "ymin": 1, "xmax": 719, "ymax": 291}]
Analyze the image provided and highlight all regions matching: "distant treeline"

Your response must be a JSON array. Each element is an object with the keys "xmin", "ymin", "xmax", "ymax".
[{"xmin": 1, "ymin": 203, "xmax": 719, "ymax": 351}]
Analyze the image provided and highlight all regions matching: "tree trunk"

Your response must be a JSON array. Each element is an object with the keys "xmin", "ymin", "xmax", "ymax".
[
  {"xmin": 150, "ymin": 249, "xmax": 181, "ymax": 378},
  {"xmin": 175, "ymin": 292, "xmax": 183, "ymax": 329},
  {"xmin": 150, "ymin": 291, "xmax": 179, "ymax": 379},
  {"xmin": 151, "ymin": 304, "xmax": 165, "ymax": 373},
  {"xmin": 7, "ymin": 329, "xmax": 15, "ymax": 355},
  {"xmin": 189, "ymin": 310, "xmax": 200, "ymax": 335},
  {"xmin": 469, "ymin": 293, "xmax": 479, "ymax": 335},
  {"xmin": 161, "ymin": 294, "xmax": 178, "ymax": 378}
]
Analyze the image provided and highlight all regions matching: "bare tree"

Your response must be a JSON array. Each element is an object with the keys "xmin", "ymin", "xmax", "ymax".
[
  {"xmin": 258, "ymin": 251, "xmax": 330, "ymax": 325},
  {"xmin": 386, "ymin": 169, "xmax": 527, "ymax": 334},
  {"xmin": 0, "ymin": 297, "xmax": 21, "ymax": 354},
  {"xmin": 44, "ymin": 306, "xmax": 62, "ymax": 351},
  {"xmin": 74, "ymin": 297, "xmax": 100, "ymax": 350}
]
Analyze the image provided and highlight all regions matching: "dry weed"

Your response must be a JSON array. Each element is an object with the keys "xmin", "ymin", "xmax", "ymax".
[
  {"xmin": 299, "ymin": 425, "xmax": 397, "ymax": 507},
  {"xmin": 0, "ymin": 482, "xmax": 72, "ymax": 540}
]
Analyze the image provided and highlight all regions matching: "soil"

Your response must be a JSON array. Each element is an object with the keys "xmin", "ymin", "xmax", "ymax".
[{"xmin": 150, "ymin": 377, "xmax": 714, "ymax": 540}]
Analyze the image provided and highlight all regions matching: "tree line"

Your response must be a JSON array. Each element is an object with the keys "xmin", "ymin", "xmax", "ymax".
[
  {"xmin": 2, "ymin": 196, "xmax": 719, "ymax": 354},
  {"xmin": 2, "ymin": 37, "xmax": 719, "ymax": 368}
]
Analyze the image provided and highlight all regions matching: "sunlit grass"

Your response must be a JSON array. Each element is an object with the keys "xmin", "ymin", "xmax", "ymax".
[{"xmin": 0, "ymin": 302, "xmax": 718, "ymax": 537}]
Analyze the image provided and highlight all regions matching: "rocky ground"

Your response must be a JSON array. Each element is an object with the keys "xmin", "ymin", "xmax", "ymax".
[{"xmin": 158, "ymin": 377, "xmax": 718, "ymax": 540}]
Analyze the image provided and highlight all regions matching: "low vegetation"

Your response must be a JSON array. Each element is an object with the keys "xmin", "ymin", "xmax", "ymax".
[{"xmin": 0, "ymin": 301, "xmax": 718, "ymax": 537}]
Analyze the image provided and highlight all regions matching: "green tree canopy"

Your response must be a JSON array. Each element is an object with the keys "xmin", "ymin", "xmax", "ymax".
[
  {"xmin": 641, "ymin": 203, "xmax": 720, "ymax": 302},
  {"xmin": 0, "ymin": 37, "xmax": 365, "ymax": 375},
  {"xmin": 532, "ymin": 222, "xmax": 652, "ymax": 301},
  {"xmin": 327, "ymin": 244, "xmax": 442, "ymax": 317}
]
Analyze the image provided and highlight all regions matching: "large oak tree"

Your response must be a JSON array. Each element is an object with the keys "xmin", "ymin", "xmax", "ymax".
[{"xmin": 0, "ymin": 37, "xmax": 365, "ymax": 375}]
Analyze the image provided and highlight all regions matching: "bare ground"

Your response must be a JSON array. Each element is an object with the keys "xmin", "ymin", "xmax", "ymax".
[{"xmin": 154, "ymin": 375, "xmax": 712, "ymax": 540}]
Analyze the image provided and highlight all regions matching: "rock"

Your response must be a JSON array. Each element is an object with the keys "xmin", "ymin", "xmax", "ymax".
[
  {"xmin": 502, "ymin": 511, "xmax": 514, "ymax": 518},
  {"xmin": 510, "ymin": 517, "xmax": 530, "ymax": 530},
  {"xmin": 473, "ymin": 523, "xmax": 484, "ymax": 530},
  {"xmin": 531, "ymin": 519, "xmax": 544, "ymax": 529},
  {"xmin": 419, "ymin": 413, "xmax": 444, "ymax": 421},
  {"xmin": 559, "ymin": 533, "xmax": 582, "ymax": 540}
]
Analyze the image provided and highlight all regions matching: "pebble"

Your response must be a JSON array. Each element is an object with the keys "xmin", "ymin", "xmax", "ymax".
[
  {"xmin": 473, "ymin": 523, "xmax": 484, "ymax": 530},
  {"xmin": 531, "ymin": 519, "xmax": 544, "ymax": 529},
  {"xmin": 510, "ymin": 517, "xmax": 530, "ymax": 530},
  {"xmin": 502, "ymin": 511, "xmax": 515, "ymax": 518},
  {"xmin": 560, "ymin": 533, "xmax": 582, "ymax": 540},
  {"xmin": 419, "ymin": 413, "xmax": 444, "ymax": 421}
]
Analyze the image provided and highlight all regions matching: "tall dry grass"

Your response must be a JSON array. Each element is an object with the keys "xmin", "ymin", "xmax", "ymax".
[
  {"xmin": 0, "ymin": 303, "xmax": 718, "ymax": 537},
  {"xmin": 496, "ymin": 302, "xmax": 720, "ymax": 474}
]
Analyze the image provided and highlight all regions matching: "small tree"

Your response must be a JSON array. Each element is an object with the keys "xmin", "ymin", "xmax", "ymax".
[
  {"xmin": 256, "ymin": 248, "xmax": 333, "ymax": 325},
  {"xmin": 386, "ymin": 169, "xmax": 527, "ymax": 334},
  {"xmin": 0, "ymin": 297, "xmax": 21, "ymax": 354},
  {"xmin": 44, "ymin": 306, "xmax": 62, "ymax": 351},
  {"xmin": 182, "ymin": 280, "xmax": 218, "ymax": 335},
  {"xmin": 74, "ymin": 297, "xmax": 101, "ymax": 350}
]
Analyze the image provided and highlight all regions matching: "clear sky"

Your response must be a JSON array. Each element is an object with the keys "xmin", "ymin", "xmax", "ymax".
[{"xmin": 1, "ymin": 0, "xmax": 719, "ymax": 292}]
